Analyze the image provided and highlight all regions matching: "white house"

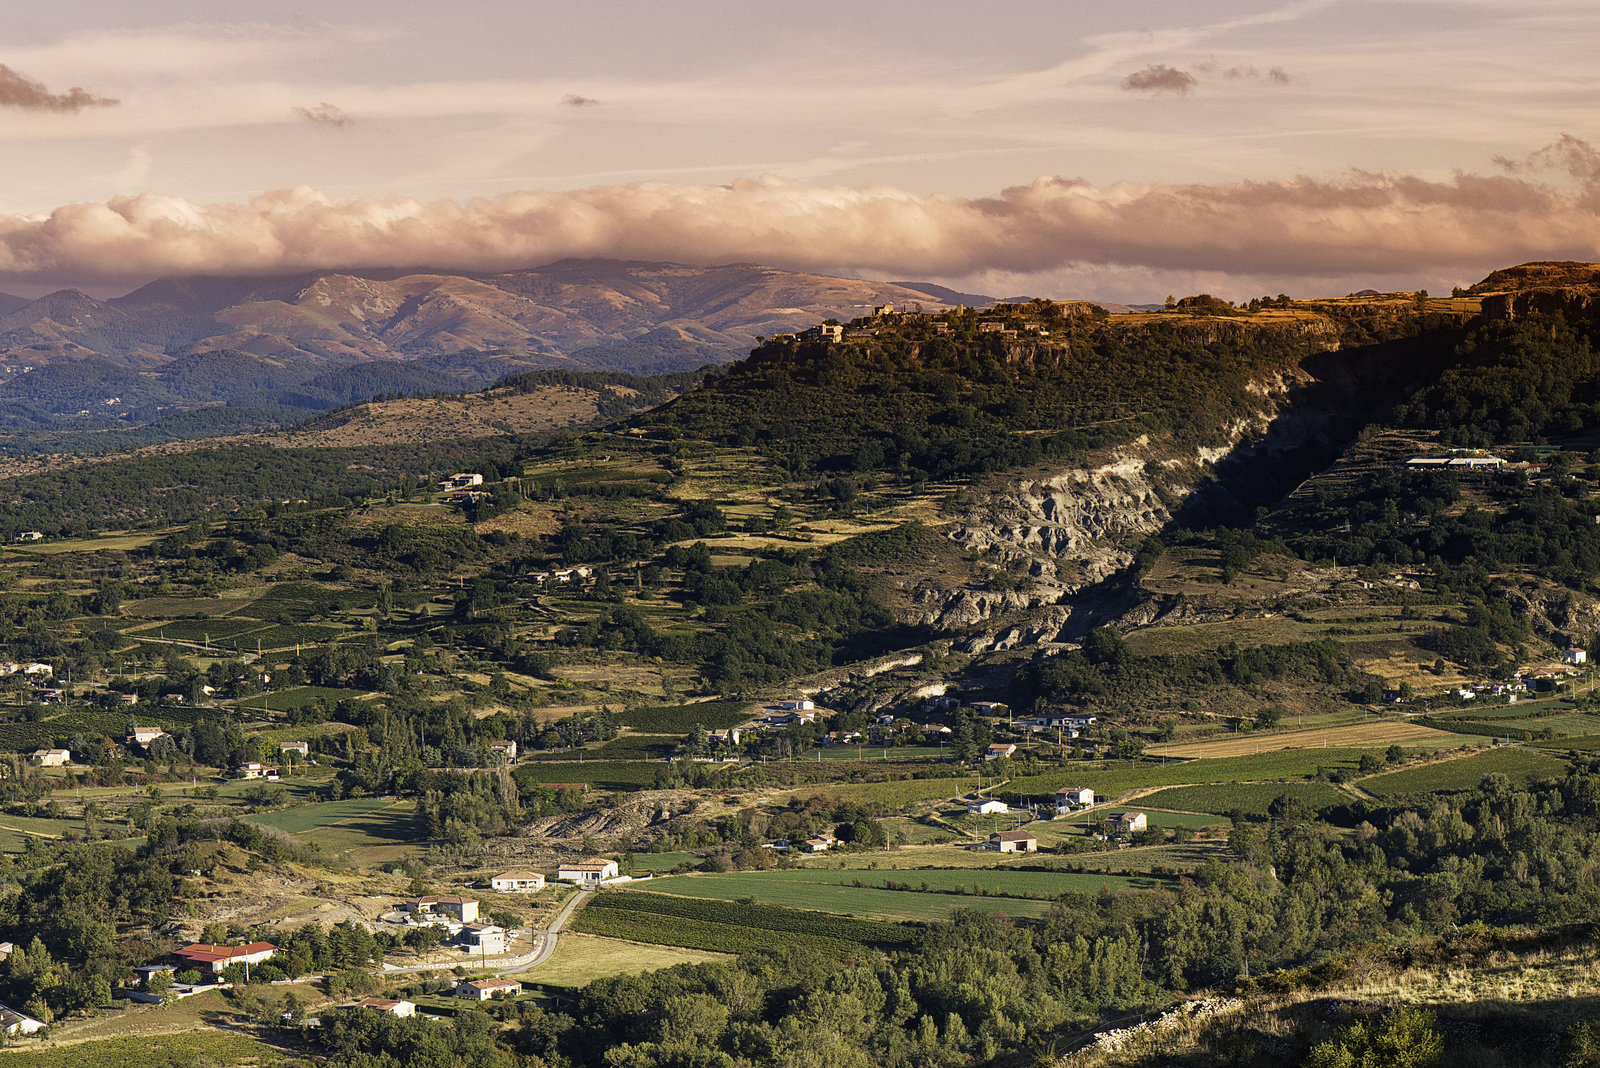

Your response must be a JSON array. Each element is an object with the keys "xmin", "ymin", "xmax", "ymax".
[
  {"xmin": 1055, "ymin": 787, "xmax": 1094, "ymax": 811},
  {"xmin": 489, "ymin": 870, "xmax": 545, "ymax": 893},
  {"xmin": 356, "ymin": 997, "xmax": 417, "ymax": 1017},
  {"xmin": 803, "ymin": 835, "xmax": 836, "ymax": 853},
  {"xmin": 0, "ymin": 1002, "xmax": 45, "ymax": 1035},
  {"xmin": 1110, "ymin": 812, "xmax": 1148, "ymax": 834},
  {"xmin": 30, "ymin": 749, "xmax": 70, "ymax": 767},
  {"xmin": 174, "ymin": 941, "xmax": 277, "ymax": 975},
  {"xmin": 128, "ymin": 725, "xmax": 165, "ymax": 747},
  {"xmin": 458, "ymin": 924, "xmax": 507, "ymax": 955},
  {"xmin": 990, "ymin": 830, "xmax": 1038, "ymax": 853},
  {"xmin": 772, "ymin": 699, "xmax": 814, "ymax": 711},
  {"xmin": 401, "ymin": 896, "xmax": 479, "ymax": 923},
  {"xmin": 438, "ymin": 473, "xmax": 485, "ymax": 491},
  {"xmin": 1564, "ymin": 648, "xmax": 1588, "ymax": 665},
  {"xmin": 279, "ymin": 741, "xmax": 310, "ymax": 758},
  {"xmin": 237, "ymin": 762, "xmax": 272, "ymax": 779},
  {"xmin": 13, "ymin": 531, "xmax": 43, "ymax": 543},
  {"xmin": 984, "ymin": 743, "xmax": 1017, "ymax": 761},
  {"xmin": 967, "ymin": 798, "xmax": 1008, "ymax": 815},
  {"xmin": 557, "ymin": 858, "xmax": 619, "ymax": 886},
  {"xmin": 456, "ymin": 978, "xmax": 521, "ymax": 1000},
  {"xmin": 488, "ymin": 740, "xmax": 518, "ymax": 762}
]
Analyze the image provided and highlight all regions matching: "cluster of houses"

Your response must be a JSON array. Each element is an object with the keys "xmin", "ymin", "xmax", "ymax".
[
  {"xmin": 0, "ymin": 661, "xmax": 51, "ymax": 678},
  {"xmin": 528, "ymin": 565, "xmax": 593, "ymax": 585},
  {"xmin": 32, "ymin": 731, "xmax": 320, "ymax": 778},
  {"xmin": 437, "ymin": 473, "xmax": 485, "ymax": 492}
]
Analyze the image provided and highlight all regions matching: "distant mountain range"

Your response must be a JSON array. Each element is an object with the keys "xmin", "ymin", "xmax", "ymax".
[{"xmin": 0, "ymin": 259, "xmax": 995, "ymax": 429}]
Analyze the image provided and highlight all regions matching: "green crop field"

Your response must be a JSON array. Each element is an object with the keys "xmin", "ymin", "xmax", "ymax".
[
  {"xmin": 1359, "ymin": 747, "xmax": 1571, "ymax": 797},
  {"xmin": 1134, "ymin": 783, "xmax": 1349, "ymax": 817},
  {"xmin": 814, "ymin": 745, "xmax": 947, "ymax": 761},
  {"xmin": 0, "ymin": 1030, "xmax": 303, "ymax": 1066},
  {"xmin": 646, "ymin": 866, "xmax": 1164, "ymax": 908},
  {"xmin": 616, "ymin": 700, "xmax": 753, "ymax": 732},
  {"xmin": 515, "ymin": 761, "xmax": 664, "ymax": 790},
  {"xmin": 259, "ymin": 685, "xmax": 371, "ymax": 711},
  {"xmin": 773, "ymin": 775, "xmax": 972, "ymax": 808},
  {"xmin": 573, "ymin": 890, "xmax": 919, "ymax": 954},
  {"xmin": 1543, "ymin": 734, "xmax": 1600, "ymax": 751},
  {"xmin": 247, "ymin": 797, "xmax": 396, "ymax": 834},
  {"xmin": 632, "ymin": 851, "xmax": 700, "ymax": 872}
]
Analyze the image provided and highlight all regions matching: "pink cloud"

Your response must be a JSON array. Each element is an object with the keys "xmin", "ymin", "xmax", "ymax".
[
  {"xmin": 0, "ymin": 63, "xmax": 116, "ymax": 113},
  {"xmin": 0, "ymin": 139, "xmax": 1596, "ymax": 294}
]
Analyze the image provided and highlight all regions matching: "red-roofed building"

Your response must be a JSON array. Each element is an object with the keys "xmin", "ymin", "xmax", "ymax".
[{"xmin": 175, "ymin": 941, "xmax": 277, "ymax": 974}]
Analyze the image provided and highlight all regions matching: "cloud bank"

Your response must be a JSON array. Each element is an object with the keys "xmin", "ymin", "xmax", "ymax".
[
  {"xmin": 1, "ymin": 140, "xmax": 1597, "ymax": 296},
  {"xmin": 0, "ymin": 64, "xmax": 117, "ymax": 112}
]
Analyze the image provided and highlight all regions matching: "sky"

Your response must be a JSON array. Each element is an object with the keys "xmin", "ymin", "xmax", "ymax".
[{"xmin": 0, "ymin": 0, "xmax": 1597, "ymax": 302}]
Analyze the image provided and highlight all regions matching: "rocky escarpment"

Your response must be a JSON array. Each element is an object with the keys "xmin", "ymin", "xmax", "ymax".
[
  {"xmin": 1470, "ymin": 260, "xmax": 1600, "ymax": 322},
  {"xmin": 917, "ymin": 366, "xmax": 1338, "ymax": 652}
]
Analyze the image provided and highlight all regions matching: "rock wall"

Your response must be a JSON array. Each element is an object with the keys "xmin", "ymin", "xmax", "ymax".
[{"xmin": 919, "ymin": 369, "xmax": 1324, "ymax": 649}]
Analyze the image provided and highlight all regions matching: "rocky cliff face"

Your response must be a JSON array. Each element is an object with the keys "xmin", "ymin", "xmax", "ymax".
[{"xmin": 917, "ymin": 367, "xmax": 1329, "ymax": 651}]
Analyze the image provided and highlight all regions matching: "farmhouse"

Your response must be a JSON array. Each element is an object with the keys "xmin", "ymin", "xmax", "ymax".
[
  {"xmin": 30, "ymin": 749, "xmax": 70, "ymax": 767},
  {"xmin": 1564, "ymin": 648, "xmax": 1588, "ymax": 665},
  {"xmin": 772, "ymin": 699, "xmax": 814, "ymax": 711},
  {"xmin": 355, "ymin": 997, "xmax": 417, "ymax": 1017},
  {"xmin": 968, "ymin": 701, "xmax": 1005, "ymax": 714},
  {"xmin": 236, "ymin": 762, "xmax": 273, "ymax": 779},
  {"xmin": 0, "ymin": 1002, "xmax": 44, "ymax": 1035},
  {"xmin": 175, "ymin": 941, "xmax": 277, "ymax": 975},
  {"xmin": 488, "ymin": 740, "xmax": 518, "ymax": 762},
  {"xmin": 401, "ymin": 895, "xmax": 480, "ymax": 923},
  {"xmin": 456, "ymin": 977, "xmax": 521, "ymax": 1000},
  {"xmin": 707, "ymin": 728, "xmax": 742, "ymax": 746},
  {"xmin": 489, "ymin": 870, "xmax": 545, "ymax": 892},
  {"xmin": 1110, "ymin": 812, "xmax": 1148, "ymax": 834},
  {"xmin": 119, "ymin": 694, "xmax": 140, "ymax": 706},
  {"xmin": 989, "ymin": 830, "xmax": 1038, "ymax": 853},
  {"xmin": 1055, "ymin": 787, "xmax": 1094, "ymax": 809},
  {"xmin": 803, "ymin": 835, "xmax": 836, "ymax": 853},
  {"xmin": 967, "ymin": 798, "xmax": 1008, "ymax": 815},
  {"xmin": 761, "ymin": 710, "xmax": 817, "ymax": 727},
  {"xmin": 984, "ymin": 743, "xmax": 1017, "ymax": 761},
  {"xmin": 458, "ymin": 924, "xmax": 508, "ymax": 954},
  {"xmin": 33, "ymin": 688, "xmax": 64, "ymax": 704},
  {"xmin": 13, "ymin": 531, "xmax": 42, "ymax": 543},
  {"xmin": 128, "ymin": 725, "xmax": 165, "ymax": 748},
  {"xmin": 438, "ymin": 472, "xmax": 485, "ymax": 491},
  {"xmin": 557, "ymin": 858, "xmax": 620, "ymax": 886},
  {"xmin": 279, "ymin": 741, "xmax": 310, "ymax": 758}
]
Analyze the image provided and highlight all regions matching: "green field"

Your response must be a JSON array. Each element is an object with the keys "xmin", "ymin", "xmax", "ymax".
[
  {"xmin": 631, "ymin": 851, "xmax": 700, "ymax": 872},
  {"xmin": 0, "ymin": 1030, "xmax": 301, "ymax": 1066},
  {"xmin": 1001, "ymin": 747, "xmax": 1420, "ymax": 803},
  {"xmin": 247, "ymin": 797, "xmax": 396, "ymax": 833},
  {"xmin": 616, "ymin": 700, "xmax": 753, "ymax": 732},
  {"xmin": 1359, "ymin": 747, "xmax": 1571, "ymax": 798},
  {"xmin": 574, "ymin": 889, "xmax": 920, "ymax": 954},
  {"xmin": 1134, "ymin": 783, "xmax": 1349, "ymax": 817},
  {"xmin": 646, "ymin": 866, "xmax": 1164, "ymax": 910},
  {"xmin": 519, "ymin": 931, "xmax": 728, "ymax": 988},
  {"xmin": 515, "ymin": 761, "xmax": 664, "ymax": 790}
]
